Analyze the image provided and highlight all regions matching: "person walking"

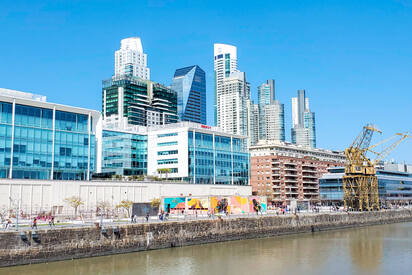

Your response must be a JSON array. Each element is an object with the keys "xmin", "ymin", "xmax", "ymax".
[
  {"xmin": 145, "ymin": 212, "xmax": 149, "ymax": 222},
  {"xmin": 32, "ymin": 217, "xmax": 38, "ymax": 229},
  {"xmin": 49, "ymin": 216, "xmax": 55, "ymax": 227},
  {"xmin": 5, "ymin": 219, "xmax": 11, "ymax": 230}
]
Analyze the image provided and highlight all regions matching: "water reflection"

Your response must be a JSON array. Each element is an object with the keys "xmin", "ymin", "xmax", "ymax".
[{"xmin": 1, "ymin": 223, "xmax": 412, "ymax": 275}]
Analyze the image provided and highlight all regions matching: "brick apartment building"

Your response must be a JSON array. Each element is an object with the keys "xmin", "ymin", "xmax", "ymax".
[{"xmin": 250, "ymin": 141, "xmax": 345, "ymax": 206}]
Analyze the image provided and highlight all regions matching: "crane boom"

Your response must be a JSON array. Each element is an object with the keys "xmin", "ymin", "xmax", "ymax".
[{"xmin": 343, "ymin": 125, "xmax": 410, "ymax": 211}]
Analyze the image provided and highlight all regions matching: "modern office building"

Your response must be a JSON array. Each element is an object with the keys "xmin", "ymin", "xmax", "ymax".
[
  {"xmin": 100, "ymin": 127, "xmax": 148, "ymax": 176},
  {"xmin": 147, "ymin": 122, "xmax": 249, "ymax": 185},
  {"xmin": 219, "ymin": 71, "xmax": 250, "ymax": 136},
  {"xmin": 102, "ymin": 75, "xmax": 178, "ymax": 128},
  {"xmin": 214, "ymin": 43, "xmax": 238, "ymax": 127},
  {"xmin": 319, "ymin": 166, "xmax": 412, "ymax": 206},
  {"xmin": 250, "ymin": 140, "xmax": 344, "ymax": 205},
  {"xmin": 291, "ymin": 90, "xmax": 316, "ymax": 148},
  {"xmin": 171, "ymin": 65, "xmax": 206, "ymax": 124},
  {"xmin": 115, "ymin": 37, "xmax": 150, "ymax": 80},
  {"xmin": 0, "ymin": 88, "xmax": 100, "ymax": 180}
]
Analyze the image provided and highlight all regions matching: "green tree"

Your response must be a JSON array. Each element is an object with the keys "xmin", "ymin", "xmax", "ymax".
[
  {"xmin": 157, "ymin": 168, "xmax": 171, "ymax": 180},
  {"xmin": 116, "ymin": 200, "xmax": 134, "ymax": 218}
]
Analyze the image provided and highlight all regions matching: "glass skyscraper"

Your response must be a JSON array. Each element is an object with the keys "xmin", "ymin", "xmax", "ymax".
[
  {"xmin": 291, "ymin": 90, "xmax": 316, "ymax": 148},
  {"xmin": 0, "ymin": 89, "xmax": 99, "ymax": 180},
  {"xmin": 171, "ymin": 65, "xmax": 206, "ymax": 124},
  {"xmin": 102, "ymin": 75, "xmax": 178, "ymax": 127}
]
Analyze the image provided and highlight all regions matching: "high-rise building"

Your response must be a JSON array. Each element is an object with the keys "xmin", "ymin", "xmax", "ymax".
[
  {"xmin": 258, "ymin": 80, "xmax": 285, "ymax": 142},
  {"xmin": 263, "ymin": 101, "xmax": 285, "ymax": 141},
  {"xmin": 214, "ymin": 43, "xmax": 238, "ymax": 126},
  {"xmin": 0, "ymin": 88, "xmax": 100, "ymax": 180},
  {"xmin": 115, "ymin": 37, "xmax": 150, "ymax": 80},
  {"xmin": 246, "ymin": 99, "xmax": 259, "ymax": 146},
  {"xmin": 219, "ymin": 71, "xmax": 250, "ymax": 136},
  {"xmin": 102, "ymin": 75, "xmax": 178, "ymax": 128},
  {"xmin": 304, "ymin": 111, "xmax": 316, "ymax": 148},
  {"xmin": 171, "ymin": 65, "xmax": 206, "ymax": 124},
  {"xmin": 291, "ymin": 90, "xmax": 316, "ymax": 148},
  {"xmin": 258, "ymin": 79, "xmax": 275, "ymax": 107}
]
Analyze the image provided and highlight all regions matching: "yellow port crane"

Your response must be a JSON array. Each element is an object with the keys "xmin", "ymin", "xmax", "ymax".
[{"xmin": 343, "ymin": 125, "xmax": 410, "ymax": 211}]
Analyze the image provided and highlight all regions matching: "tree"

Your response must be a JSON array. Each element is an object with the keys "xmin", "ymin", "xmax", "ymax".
[
  {"xmin": 0, "ymin": 205, "xmax": 9, "ymax": 223},
  {"xmin": 97, "ymin": 201, "xmax": 111, "ymax": 218},
  {"xmin": 157, "ymin": 168, "xmax": 171, "ymax": 180},
  {"xmin": 64, "ymin": 196, "xmax": 84, "ymax": 217},
  {"xmin": 151, "ymin": 198, "xmax": 160, "ymax": 208},
  {"xmin": 116, "ymin": 200, "xmax": 134, "ymax": 218}
]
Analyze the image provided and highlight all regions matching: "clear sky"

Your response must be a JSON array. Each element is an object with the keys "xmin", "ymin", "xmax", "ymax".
[{"xmin": 1, "ymin": 0, "xmax": 411, "ymax": 162}]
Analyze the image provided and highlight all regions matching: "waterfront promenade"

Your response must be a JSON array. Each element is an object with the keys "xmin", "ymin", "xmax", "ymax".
[{"xmin": 1, "ymin": 208, "xmax": 412, "ymax": 268}]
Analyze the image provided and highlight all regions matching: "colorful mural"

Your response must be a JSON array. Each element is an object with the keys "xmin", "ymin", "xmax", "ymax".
[
  {"xmin": 249, "ymin": 196, "xmax": 267, "ymax": 213},
  {"xmin": 230, "ymin": 196, "xmax": 249, "ymax": 214},
  {"xmin": 210, "ymin": 197, "xmax": 229, "ymax": 214},
  {"xmin": 187, "ymin": 197, "xmax": 209, "ymax": 213},
  {"xmin": 163, "ymin": 197, "xmax": 186, "ymax": 214},
  {"xmin": 162, "ymin": 196, "xmax": 267, "ymax": 215}
]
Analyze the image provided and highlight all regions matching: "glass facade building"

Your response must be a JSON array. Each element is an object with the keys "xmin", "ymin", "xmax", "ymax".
[
  {"xmin": 102, "ymin": 75, "xmax": 178, "ymax": 127},
  {"xmin": 101, "ymin": 129, "xmax": 147, "ymax": 176},
  {"xmin": 187, "ymin": 129, "xmax": 249, "ymax": 185},
  {"xmin": 171, "ymin": 65, "xmax": 206, "ymax": 124},
  {"xmin": 0, "ymin": 89, "xmax": 99, "ymax": 180},
  {"xmin": 146, "ymin": 122, "xmax": 249, "ymax": 185},
  {"xmin": 319, "ymin": 167, "xmax": 412, "ymax": 205}
]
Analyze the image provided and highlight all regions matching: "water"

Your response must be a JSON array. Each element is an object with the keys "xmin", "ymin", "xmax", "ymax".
[{"xmin": 1, "ymin": 222, "xmax": 412, "ymax": 275}]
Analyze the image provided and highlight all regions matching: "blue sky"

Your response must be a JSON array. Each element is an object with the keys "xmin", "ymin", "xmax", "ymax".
[{"xmin": 1, "ymin": 0, "xmax": 411, "ymax": 162}]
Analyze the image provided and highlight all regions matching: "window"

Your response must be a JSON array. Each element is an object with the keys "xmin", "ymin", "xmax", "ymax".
[
  {"xmin": 157, "ymin": 158, "xmax": 178, "ymax": 165},
  {"xmin": 157, "ymin": 141, "xmax": 178, "ymax": 147},
  {"xmin": 158, "ymin": 150, "xmax": 178, "ymax": 156},
  {"xmin": 157, "ymin": 132, "xmax": 178, "ymax": 138}
]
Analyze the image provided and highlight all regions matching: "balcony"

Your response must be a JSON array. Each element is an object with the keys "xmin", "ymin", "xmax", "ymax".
[
  {"xmin": 302, "ymin": 169, "xmax": 317, "ymax": 173},
  {"xmin": 302, "ymin": 163, "xmax": 317, "ymax": 168},
  {"xmin": 302, "ymin": 175, "xmax": 318, "ymax": 179},
  {"xmin": 303, "ymin": 186, "xmax": 318, "ymax": 190}
]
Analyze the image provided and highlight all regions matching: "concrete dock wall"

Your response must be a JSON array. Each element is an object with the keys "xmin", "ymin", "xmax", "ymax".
[{"xmin": 1, "ymin": 209, "xmax": 412, "ymax": 267}]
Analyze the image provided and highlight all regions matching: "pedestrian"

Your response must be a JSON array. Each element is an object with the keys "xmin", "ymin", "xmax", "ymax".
[
  {"xmin": 5, "ymin": 219, "xmax": 11, "ymax": 230},
  {"xmin": 32, "ymin": 217, "xmax": 38, "ymax": 229},
  {"xmin": 49, "ymin": 216, "xmax": 55, "ymax": 227},
  {"xmin": 145, "ymin": 212, "xmax": 149, "ymax": 222}
]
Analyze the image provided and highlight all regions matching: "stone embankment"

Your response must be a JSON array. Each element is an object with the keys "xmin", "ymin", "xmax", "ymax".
[{"xmin": 1, "ymin": 209, "xmax": 412, "ymax": 267}]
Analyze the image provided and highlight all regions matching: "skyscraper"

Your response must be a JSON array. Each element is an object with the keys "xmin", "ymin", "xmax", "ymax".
[
  {"xmin": 219, "ymin": 71, "xmax": 250, "ymax": 136},
  {"xmin": 102, "ymin": 76, "xmax": 178, "ymax": 128},
  {"xmin": 291, "ymin": 90, "xmax": 316, "ymax": 148},
  {"xmin": 171, "ymin": 65, "xmax": 206, "ymax": 124},
  {"xmin": 258, "ymin": 80, "xmax": 285, "ymax": 142},
  {"xmin": 214, "ymin": 43, "xmax": 237, "ymax": 127},
  {"xmin": 115, "ymin": 37, "xmax": 150, "ymax": 80},
  {"xmin": 246, "ymin": 99, "xmax": 259, "ymax": 146},
  {"xmin": 263, "ymin": 101, "xmax": 285, "ymax": 141}
]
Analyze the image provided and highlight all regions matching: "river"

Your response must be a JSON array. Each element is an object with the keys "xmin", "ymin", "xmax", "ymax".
[{"xmin": 1, "ymin": 222, "xmax": 411, "ymax": 275}]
